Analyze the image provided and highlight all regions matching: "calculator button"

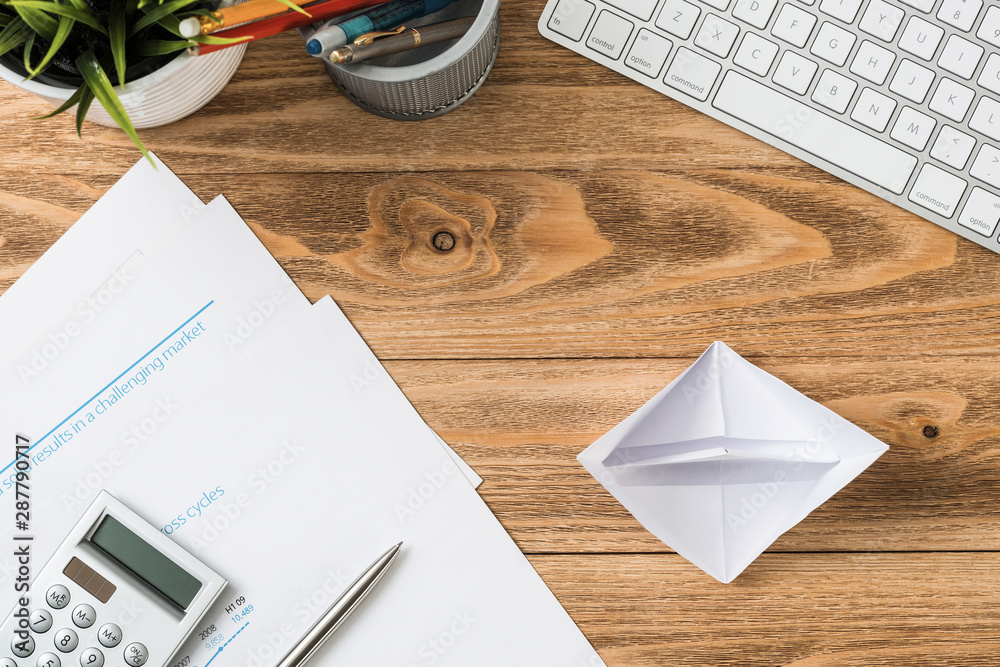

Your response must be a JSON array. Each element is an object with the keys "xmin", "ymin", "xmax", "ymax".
[
  {"xmin": 29, "ymin": 609, "xmax": 54, "ymax": 633},
  {"xmin": 53, "ymin": 629, "xmax": 78, "ymax": 653},
  {"xmin": 123, "ymin": 643, "xmax": 148, "ymax": 666},
  {"xmin": 70, "ymin": 605, "xmax": 95, "ymax": 629},
  {"xmin": 46, "ymin": 585, "xmax": 70, "ymax": 610},
  {"xmin": 36, "ymin": 653, "xmax": 60, "ymax": 667},
  {"xmin": 1, "ymin": 658, "xmax": 17, "ymax": 667},
  {"xmin": 79, "ymin": 648, "xmax": 104, "ymax": 667},
  {"xmin": 97, "ymin": 624, "xmax": 122, "ymax": 648},
  {"xmin": 12, "ymin": 634, "xmax": 35, "ymax": 657}
]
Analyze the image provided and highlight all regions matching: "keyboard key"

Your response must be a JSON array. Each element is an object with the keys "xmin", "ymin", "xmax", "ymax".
[
  {"xmin": 625, "ymin": 29, "xmax": 672, "ymax": 77},
  {"xmin": 733, "ymin": 0, "xmax": 778, "ymax": 29},
  {"xmin": 606, "ymin": 0, "xmax": 659, "ymax": 20},
  {"xmin": 818, "ymin": 0, "xmax": 864, "ymax": 23},
  {"xmin": 958, "ymin": 187, "xmax": 1000, "ymax": 236},
  {"xmin": 899, "ymin": 0, "xmax": 934, "ymax": 12},
  {"xmin": 850, "ymin": 40, "xmax": 895, "ymax": 85},
  {"xmin": 980, "ymin": 53, "xmax": 1000, "ymax": 95},
  {"xmin": 664, "ymin": 47, "xmax": 722, "ymax": 100},
  {"xmin": 977, "ymin": 6, "xmax": 1000, "ymax": 47},
  {"xmin": 695, "ymin": 14, "xmax": 740, "ymax": 57},
  {"xmin": 656, "ymin": 0, "xmax": 701, "ymax": 39},
  {"xmin": 734, "ymin": 32, "xmax": 780, "ymax": 75},
  {"xmin": 851, "ymin": 87, "xmax": 896, "ymax": 131},
  {"xmin": 929, "ymin": 77, "xmax": 975, "ymax": 121},
  {"xmin": 969, "ymin": 97, "xmax": 1000, "ymax": 141},
  {"xmin": 937, "ymin": 34, "xmax": 983, "ymax": 79},
  {"xmin": 931, "ymin": 125, "xmax": 976, "ymax": 169},
  {"xmin": 970, "ymin": 144, "xmax": 1000, "ymax": 187},
  {"xmin": 897, "ymin": 16, "xmax": 944, "ymax": 61},
  {"xmin": 859, "ymin": 0, "xmax": 904, "ymax": 41},
  {"xmin": 890, "ymin": 106, "xmax": 936, "ymax": 150},
  {"xmin": 547, "ymin": 0, "xmax": 595, "ymax": 40},
  {"xmin": 712, "ymin": 71, "xmax": 918, "ymax": 194},
  {"xmin": 772, "ymin": 50, "xmax": 818, "ymax": 94},
  {"xmin": 771, "ymin": 3, "xmax": 816, "ymax": 47},
  {"xmin": 810, "ymin": 21, "xmax": 856, "ymax": 66},
  {"xmin": 812, "ymin": 68, "xmax": 857, "ymax": 112},
  {"xmin": 889, "ymin": 59, "xmax": 935, "ymax": 103},
  {"xmin": 586, "ymin": 10, "xmax": 634, "ymax": 59},
  {"xmin": 703, "ymin": 0, "xmax": 732, "ymax": 9},
  {"xmin": 908, "ymin": 163, "xmax": 967, "ymax": 218},
  {"xmin": 937, "ymin": 0, "xmax": 982, "ymax": 32}
]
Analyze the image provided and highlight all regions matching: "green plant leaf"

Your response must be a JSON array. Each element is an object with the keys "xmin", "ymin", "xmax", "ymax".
[
  {"xmin": 189, "ymin": 31, "xmax": 251, "ymax": 45},
  {"xmin": 130, "ymin": 38, "xmax": 189, "ymax": 56},
  {"xmin": 8, "ymin": 1, "xmax": 106, "ymax": 35},
  {"xmin": 75, "ymin": 50, "xmax": 151, "ymax": 164},
  {"xmin": 31, "ymin": 84, "xmax": 83, "ymax": 118},
  {"xmin": 109, "ymin": 0, "xmax": 126, "ymax": 86},
  {"xmin": 268, "ymin": 0, "xmax": 310, "ymax": 16},
  {"xmin": 0, "ymin": 17, "xmax": 29, "ymax": 57},
  {"xmin": 21, "ymin": 30, "xmax": 33, "ymax": 72},
  {"xmin": 10, "ymin": 3, "xmax": 57, "ymax": 41},
  {"xmin": 130, "ymin": 0, "xmax": 200, "ymax": 36},
  {"xmin": 75, "ymin": 83, "xmax": 94, "ymax": 136},
  {"xmin": 154, "ymin": 13, "xmax": 182, "ymax": 36},
  {"xmin": 24, "ymin": 13, "xmax": 72, "ymax": 80},
  {"xmin": 0, "ymin": 15, "xmax": 11, "ymax": 28},
  {"xmin": 125, "ymin": 0, "xmax": 139, "ymax": 23}
]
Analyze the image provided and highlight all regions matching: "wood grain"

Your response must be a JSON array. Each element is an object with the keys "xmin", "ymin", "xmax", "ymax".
[
  {"xmin": 533, "ymin": 553, "xmax": 1000, "ymax": 666},
  {"xmin": 380, "ymin": 357, "xmax": 1000, "ymax": 552},
  {"xmin": 2, "ymin": 0, "xmax": 999, "ymax": 660},
  {"xmin": 2, "ymin": 170, "xmax": 997, "ymax": 359}
]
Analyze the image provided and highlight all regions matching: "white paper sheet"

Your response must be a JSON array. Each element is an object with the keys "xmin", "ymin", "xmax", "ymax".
[
  {"xmin": 0, "ymin": 196, "xmax": 312, "ymax": 566},
  {"xmin": 579, "ymin": 341, "xmax": 888, "ymax": 584},
  {"xmin": 17, "ymin": 298, "xmax": 605, "ymax": 666},
  {"xmin": 0, "ymin": 154, "xmax": 203, "ymax": 364}
]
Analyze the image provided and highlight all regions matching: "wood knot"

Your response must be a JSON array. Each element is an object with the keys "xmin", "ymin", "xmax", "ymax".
[
  {"xmin": 922, "ymin": 425, "xmax": 939, "ymax": 438},
  {"xmin": 432, "ymin": 231, "xmax": 455, "ymax": 252}
]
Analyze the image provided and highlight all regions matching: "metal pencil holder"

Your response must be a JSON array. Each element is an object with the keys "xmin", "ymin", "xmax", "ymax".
[{"xmin": 317, "ymin": 0, "xmax": 499, "ymax": 119}]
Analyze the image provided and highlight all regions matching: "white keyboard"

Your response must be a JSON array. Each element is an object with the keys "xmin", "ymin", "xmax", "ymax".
[{"xmin": 538, "ymin": 0, "xmax": 1000, "ymax": 253}]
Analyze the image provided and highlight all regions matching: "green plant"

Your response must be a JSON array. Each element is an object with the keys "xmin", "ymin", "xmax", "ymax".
[{"xmin": 0, "ymin": 0, "xmax": 253, "ymax": 161}]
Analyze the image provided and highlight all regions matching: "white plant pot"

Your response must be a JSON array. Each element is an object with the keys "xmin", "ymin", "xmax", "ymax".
[{"xmin": 0, "ymin": 45, "xmax": 247, "ymax": 129}]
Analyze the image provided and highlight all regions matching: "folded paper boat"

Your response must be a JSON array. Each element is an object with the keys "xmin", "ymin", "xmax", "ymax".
[{"xmin": 578, "ymin": 341, "xmax": 889, "ymax": 583}]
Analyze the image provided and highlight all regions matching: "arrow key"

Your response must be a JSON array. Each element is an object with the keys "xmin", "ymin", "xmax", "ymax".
[{"xmin": 931, "ymin": 125, "xmax": 976, "ymax": 170}]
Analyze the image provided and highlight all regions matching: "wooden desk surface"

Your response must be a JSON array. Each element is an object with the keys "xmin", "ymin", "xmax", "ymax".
[{"xmin": 2, "ymin": 2, "xmax": 999, "ymax": 662}]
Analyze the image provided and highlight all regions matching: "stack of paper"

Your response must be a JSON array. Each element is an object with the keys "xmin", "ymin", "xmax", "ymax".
[{"xmin": 0, "ymin": 157, "xmax": 605, "ymax": 666}]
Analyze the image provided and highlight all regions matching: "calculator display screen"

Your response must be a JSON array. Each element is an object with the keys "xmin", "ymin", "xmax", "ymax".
[{"xmin": 90, "ymin": 515, "xmax": 202, "ymax": 610}]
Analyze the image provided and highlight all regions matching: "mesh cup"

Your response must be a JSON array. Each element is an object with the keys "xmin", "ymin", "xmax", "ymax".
[{"xmin": 319, "ymin": 0, "xmax": 499, "ymax": 119}]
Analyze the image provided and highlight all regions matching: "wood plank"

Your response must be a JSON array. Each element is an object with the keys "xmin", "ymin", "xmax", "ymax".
[
  {"xmin": 532, "ymin": 553, "xmax": 1000, "ymax": 666},
  {"xmin": 2, "ymin": 170, "xmax": 995, "ymax": 359},
  {"xmin": 381, "ymin": 357, "xmax": 1000, "ymax": 552}
]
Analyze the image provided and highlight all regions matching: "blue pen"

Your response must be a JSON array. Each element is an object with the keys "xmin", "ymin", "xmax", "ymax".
[{"xmin": 306, "ymin": 0, "xmax": 459, "ymax": 57}]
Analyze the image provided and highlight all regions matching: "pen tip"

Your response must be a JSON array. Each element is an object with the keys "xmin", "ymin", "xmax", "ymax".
[
  {"xmin": 179, "ymin": 17, "xmax": 200, "ymax": 38},
  {"xmin": 306, "ymin": 39, "xmax": 322, "ymax": 55}
]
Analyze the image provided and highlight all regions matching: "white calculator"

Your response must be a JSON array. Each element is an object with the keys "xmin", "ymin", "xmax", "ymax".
[{"xmin": 2, "ymin": 491, "xmax": 226, "ymax": 667}]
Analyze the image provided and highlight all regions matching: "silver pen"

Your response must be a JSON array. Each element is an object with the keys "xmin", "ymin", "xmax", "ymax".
[{"xmin": 275, "ymin": 542, "xmax": 403, "ymax": 667}]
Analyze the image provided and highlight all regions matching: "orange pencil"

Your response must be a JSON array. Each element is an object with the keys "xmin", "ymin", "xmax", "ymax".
[
  {"xmin": 179, "ymin": 0, "xmax": 316, "ymax": 37},
  {"xmin": 190, "ymin": 0, "xmax": 387, "ymax": 54}
]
